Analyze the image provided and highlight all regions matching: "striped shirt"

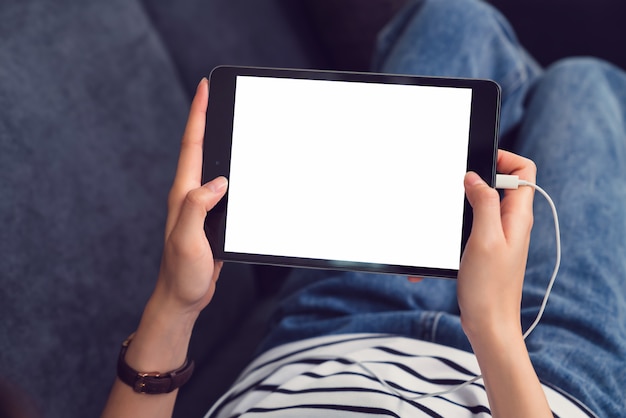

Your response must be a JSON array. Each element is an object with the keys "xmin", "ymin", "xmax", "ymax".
[{"xmin": 205, "ymin": 333, "xmax": 596, "ymax": 417}]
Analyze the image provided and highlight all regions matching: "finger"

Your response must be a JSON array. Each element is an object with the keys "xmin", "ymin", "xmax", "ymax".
[
  {"xmin": 497, "ymin": 149, "xmax": 536, "ymax": 182},
  {"xmin": 172, "ymin": 78, "xmax": 210, "ymax": 197},
  {"xmin": 497, "ymin": 150, "xmax": 536, "ymax": 241},
  {"xmin": 167, "ymin": 176, "xmax": 228, "ymax": 243},
  {"xmin": 496, "ymin": 150, "xmax": 536, "ymax": 188},
  {"xmin": 166, "ymin": 78, "xmax": 209, "ymax": 236},
  {"xmin": 407, "ymin": 276, "xmax": 424, "ymax": 283},
  {"xmin": 464, "ymin": 171, "xmax": 503, "ymax": 241}
]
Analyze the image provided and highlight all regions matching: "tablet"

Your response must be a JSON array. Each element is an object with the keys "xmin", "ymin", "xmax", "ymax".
[{"xmin": 203, "ymin": 66, "xmax": 500, "ymax": 279}]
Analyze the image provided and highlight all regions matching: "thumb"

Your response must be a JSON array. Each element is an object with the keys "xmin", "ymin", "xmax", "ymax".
[
  {"xmin": 464, "ymin": 172, "xmax": 502, "ymax": 239},
  {"xmin": 170, "ymin": 177, "xmax": 228, "ymax": 242}
]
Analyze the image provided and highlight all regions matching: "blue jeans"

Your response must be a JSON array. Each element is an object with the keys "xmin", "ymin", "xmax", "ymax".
[{"xmin": 257, "ymin": 0, "xmax": 626, "ymax": 416}]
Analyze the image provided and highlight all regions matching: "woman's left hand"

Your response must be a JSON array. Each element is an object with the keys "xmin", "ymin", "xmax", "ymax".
[
  {"xmin": 101, "ymin": 78, "xmax": 229, "ymax": 418},
  {"xmin": 153, "ymin": 77, "xmax": 228, "ymax": 317}
]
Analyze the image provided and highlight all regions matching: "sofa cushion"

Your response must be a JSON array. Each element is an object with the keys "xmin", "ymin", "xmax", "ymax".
[
  {"xmin": 0, "ymin": 1, "xmax": 254, "ymax": 416},
  {"xmin": 141, "ymin": 0, "xmax": 328, "ymax": 95}
]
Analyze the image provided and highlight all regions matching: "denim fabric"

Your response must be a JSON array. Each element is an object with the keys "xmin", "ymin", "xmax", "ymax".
[
  {"xmin": 515, "ymin": 57, "xmax": 626, "ymax": 418},
  {"xmin": 257, "ymin": 0, "xmax": 626, "ymax": 416}
]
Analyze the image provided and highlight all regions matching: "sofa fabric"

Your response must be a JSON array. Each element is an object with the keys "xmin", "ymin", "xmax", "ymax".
[
  {"xmin": 140, "ymin": 0, "xmax": 329, "ymax": 94},
  {"xmin": 0, "ymin": 1, "xmax": 187, "ymax": 416}
]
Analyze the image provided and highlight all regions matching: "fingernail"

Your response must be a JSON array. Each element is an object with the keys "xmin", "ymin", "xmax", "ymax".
[
  {"xmin": 196, "ymin": 77, "xmax": 207, "ymax": 91},
  {"xmin": 209, "ymin": 176, "xmax": 228, "ymax": 192}
]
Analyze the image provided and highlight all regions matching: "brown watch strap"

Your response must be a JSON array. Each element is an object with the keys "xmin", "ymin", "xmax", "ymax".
[{"xmin": 116, "ymin": 334, "xmax": 195, "ymax": 394}]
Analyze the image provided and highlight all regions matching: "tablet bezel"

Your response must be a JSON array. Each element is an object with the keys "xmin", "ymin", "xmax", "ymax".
[{"xmin": 203, "ymin": 65, "xmax": 500, "ymax": 279}]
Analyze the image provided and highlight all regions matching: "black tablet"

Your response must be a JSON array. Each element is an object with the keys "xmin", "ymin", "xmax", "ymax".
[{"xmin": 203, "ymin": 66, "xmax": 500, "ymax": 279}]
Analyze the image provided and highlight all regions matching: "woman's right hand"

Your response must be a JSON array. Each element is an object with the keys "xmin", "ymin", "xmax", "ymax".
[
  {"xmin": 457, "ymin": 150, "xmax": 552, "ymax": 418},
  {"xmin": 457, "ymin": 149, "xmax": 536, "ymax": 341}
]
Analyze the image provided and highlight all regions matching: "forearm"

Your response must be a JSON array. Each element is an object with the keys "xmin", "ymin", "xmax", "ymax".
[
  {"xmin": 469, "ymin": 327, "xmax": 552, "ymax": 418},
  {"xmin": 101, "ymin": 292, "xmax": 198, "ymax": 418}
]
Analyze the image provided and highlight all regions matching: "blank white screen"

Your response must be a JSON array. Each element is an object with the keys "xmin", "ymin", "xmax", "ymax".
[{"xmin": 225, "ymin": 76, "xmax": 472, "ymax": 270}]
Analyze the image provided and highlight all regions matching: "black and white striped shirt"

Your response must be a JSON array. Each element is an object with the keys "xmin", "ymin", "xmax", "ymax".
[{"xmin": 206, "ymin": 333, "xmax": 595, "ymax": 417}]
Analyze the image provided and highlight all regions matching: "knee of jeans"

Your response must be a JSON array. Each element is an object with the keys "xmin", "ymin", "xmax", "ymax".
[
  {"xmin": 546, "ymin": 56, "xmax": 610, "ymax": 73},
  {"xmin": 521, "ymin": 56, "xmax": 626, "ymax": 178},
  {"xmin": 542, "ymin": 57, "xmax": 623, "ymax": 98},
  {"xmin": 377, "ymin": 0, "xmax": 524, "ymax": 78},
  {"xmin": 542, "ymin": 57, "xmax": 626, "ymax": 134}
]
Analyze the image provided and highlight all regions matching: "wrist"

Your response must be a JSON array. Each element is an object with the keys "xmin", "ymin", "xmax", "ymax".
[
  {"xmin": 466, "ymin": 327, "xmax": 528, "ymax": 376},
  {"xmin": 123, "ymin": 293, "xmax": 199, "ymax": 373},
  {"xmin": 149, "ymin": 279, "xmax": 204, "ymax": 325},
  {"xmin": 117, "ymin": 332, "xmax": 195, "ymax": 394},
  {"xmin": 463, "ymin": 316, "xmax": 524, "ymax": 353},
  {"xmin": 152, "ymin": 268, "xmax": 215, "ymax": 318}
]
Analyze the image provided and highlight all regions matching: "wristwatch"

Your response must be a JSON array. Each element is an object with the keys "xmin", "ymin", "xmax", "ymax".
[{"xmin": 116, "ymin": 333, "xmax": 195, "ymax": 394}]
